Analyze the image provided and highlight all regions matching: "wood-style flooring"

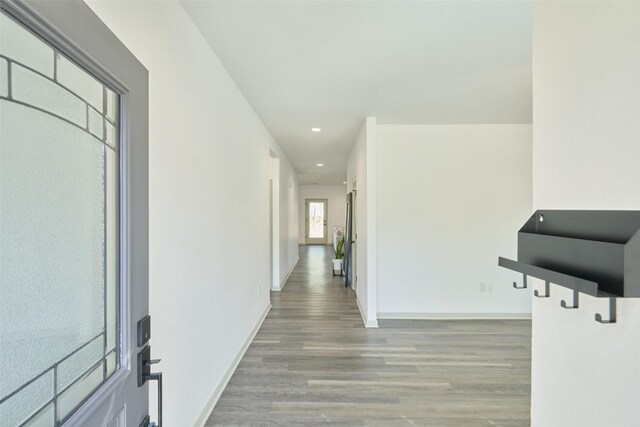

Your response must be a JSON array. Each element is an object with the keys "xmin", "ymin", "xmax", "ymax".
[{"xmin": 206, "ymin": 245, "xmax": 531, "ymax": 426}]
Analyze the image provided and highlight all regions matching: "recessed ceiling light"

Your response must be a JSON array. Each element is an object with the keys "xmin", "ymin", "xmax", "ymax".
[
  {"xmin": 316, "ymin": 163, "xmax": 324, "ymax": 167},
  {"xmin": 311, "ymin": 128, "xmax": 322, "ymax": 133},
  {"xmin": 343, "ymin": 181, "xmax": 347, "ymax": 184}
]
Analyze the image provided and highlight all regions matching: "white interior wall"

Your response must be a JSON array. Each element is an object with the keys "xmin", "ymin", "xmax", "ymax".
[
  {"xmin": 347, "ymin": 118, "xmax": 378, "ymax": 327},
  {"xmin": 298, "ymin": 184, "xmax": 347, "ymax": 245},
  {"xmin": 279, "ymin": 156, "xmax": 299, "ymax": 287},
  {"xmin": 532, "ymin": 2, "xmax": 640, "ymax": 426},
  {"xmin": 86, "ymin": 2, "xmax": 298, "ymax": 426},
  {"xmin": 347, "ymin": 123, "xmax": 367, "ymax": 317},
  {"xmin": 269, "ymin": 155, "xmax": 280, "ymax": 290},
  {"xmin": 376, "ymin": 124, "xmax": 532, "ymax": 317},
  {"xmin": 366, "ymin": 118, "xmax": 378, "ymax": 327}
]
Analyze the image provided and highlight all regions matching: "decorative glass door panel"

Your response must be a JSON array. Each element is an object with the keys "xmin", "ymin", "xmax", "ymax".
[
  {"xmin": 305, "ymin": 199, "xmax": 328, "ymax": 245},
  {"xmin": 0, "ymin": 9, "xmax": 120, "ymax": 426},
  {"xmin": 309, "ymin": 202, "xmax": 325, "ymax": 238}
]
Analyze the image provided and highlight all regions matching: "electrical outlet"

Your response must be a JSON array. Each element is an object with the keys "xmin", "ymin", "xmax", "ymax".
[
  {"xmin": 487, "ymin": 283, "xmax": 493, "ymax": 292},
  {"xmin": 479, "ymin": 283, "xmax": 486, "ymax": 292}
]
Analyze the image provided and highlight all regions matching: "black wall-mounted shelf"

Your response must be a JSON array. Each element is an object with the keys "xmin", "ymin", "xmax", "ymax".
[{"xmin": 499, "ymin": 210, "xmax": 640, "ymax": 323}]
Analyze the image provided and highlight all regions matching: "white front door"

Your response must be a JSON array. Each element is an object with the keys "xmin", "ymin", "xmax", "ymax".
[
  {"xmin": 305, "ymin": 199, "xmax": 328, "ymax": 245},
  {"xmin": 0, "ymin": 2, "xmax": 151, "ymax": 426}
]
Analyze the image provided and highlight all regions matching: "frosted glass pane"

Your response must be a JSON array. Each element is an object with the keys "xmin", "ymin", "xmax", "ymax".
[
  {"xmin": 88, "ymin": 107, "xmax": 104, "ymax": 139},
  {"xmin": 12, "ymin": 64, "xmax": 86, "ymax": 127},
  {"xmin": 57, "ymin": 362, "xmax": 103, "ymax": 421},
  {"xmin": 105, "ymin": 121, "xmax": 117, "ymax": 148},
  {"xmin": 105, "ymin": 88, "xmax": 118, "ymax": 122},
  {"xmin": 308, "ymin": 202, "xmax": 325, "ymax": 238},
  {"xmin": 57, "ymin": 337, "xmax": 103, "ymax": 391},
  {"xmin": 106, "ymin": 149, "xmax": 118, "ymax": 352},
  {"xmin": 0, "ymin": 371, "xmax": 53, "ymax": 427},
  {"xmin": 1, "ymin": 9, "xmax": 121, "ymax": 424},
  {"xmin": 0, "ymin": 57, "xmax": 7, "ymax": 97},
  {"xmin": 0, "ymin": 11, "xmax": 54, "ymax": 77},
  {"xmin": 0, "ymin": 99, "xmax": 105, "ymax": 397},
  {"xmin": 106, "ymin": 352, "xmax": 116, "ymax": 377},
  {"xmin": 56, "ymin": 55, "xmax": 103, "ymax": 111},
  {"xmin": 24, "ymin": 403, "xmax": 53, "ymax": 427}
]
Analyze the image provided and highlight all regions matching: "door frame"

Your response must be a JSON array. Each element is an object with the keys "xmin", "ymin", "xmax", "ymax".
[
  {"xmin": 351, "ymin": 179, "xmax": 357, "ymax": 291},
  {"xmin": 343, "ymin": 191, "xmax": 353, "ymax": 288},
  {"xmin": 1, "ymin": 1, "xmax": 150, "ymax": 426},
  {"xmin": 305, "ymin": 198, "xmax": 328, "ymax": 245}
]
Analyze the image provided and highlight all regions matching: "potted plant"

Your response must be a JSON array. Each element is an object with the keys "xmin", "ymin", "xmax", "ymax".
[{"xmin": 333, "ymin": 237, "xmax": 344, "ymax": 276}]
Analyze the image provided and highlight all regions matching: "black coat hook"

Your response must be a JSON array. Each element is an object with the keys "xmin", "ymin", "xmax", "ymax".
[
  {"xmin": 595, "ymin": 297, "xmax": 617, "ymax": 324},
  {"xmin": 561, "ymin": 290, "xmax": 579, "ymax": 309},
  {"xmin": 513, "ymin": 273, "xmax": 527, "ymax": 289},
  {"xmin": 534, "ymin": 281, "xmax": 550, "ymax": 298}
]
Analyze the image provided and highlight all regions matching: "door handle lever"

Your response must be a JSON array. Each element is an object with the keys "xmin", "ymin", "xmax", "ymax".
[
  {"xmin": 145, "ymin": 372, "xmax": 162, "ymax": 427},
  {"xmin": 138, "ymin": 347, "xmax": 163, "ymax": 427}
]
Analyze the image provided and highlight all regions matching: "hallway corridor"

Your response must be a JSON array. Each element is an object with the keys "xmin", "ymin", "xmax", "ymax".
[{"xmin": 206, "ymin": 245, "xmax": 531, "ymax": 426}]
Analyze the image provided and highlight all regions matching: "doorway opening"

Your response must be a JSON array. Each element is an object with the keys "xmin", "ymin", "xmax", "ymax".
[{"xmin": 350, "ymin": 179, "xmax": 357, "ymax": 291}]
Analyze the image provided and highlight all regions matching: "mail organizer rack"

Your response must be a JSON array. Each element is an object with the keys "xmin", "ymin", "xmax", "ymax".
[{"xmin": 499, "ymin": 210, "xmax": 640, "ymax": 324}]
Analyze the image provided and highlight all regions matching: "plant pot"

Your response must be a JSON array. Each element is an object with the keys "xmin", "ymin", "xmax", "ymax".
[{"xmin": 332, "ymin": 258, "xmax": 343, "ymax": 274}]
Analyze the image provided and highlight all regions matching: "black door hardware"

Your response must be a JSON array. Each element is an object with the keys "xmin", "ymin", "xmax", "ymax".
[
  {"xmin": 137, "ymin": 315, "xmax": 151, "ymax": 347},
  {"xmin": 137, "ymin": 315, "xmax": 162, "ymax": 427},
  {"xmin": 139, "ymin": 415, "xmax": 150, "ymax": 427},
  {"xmin": 137, "ymin": 345, "xmax": 162, "ymax": 427}
]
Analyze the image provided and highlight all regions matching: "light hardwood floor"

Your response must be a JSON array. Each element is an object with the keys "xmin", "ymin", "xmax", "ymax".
[{"xmin": 206, "ymin": 245, "xmax": 531, "ymax": 426}]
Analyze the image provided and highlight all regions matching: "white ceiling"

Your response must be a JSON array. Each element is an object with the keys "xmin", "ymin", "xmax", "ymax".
[{"xmin": 180, "ymin": 1, "xmax": 532, "ymax": 184}]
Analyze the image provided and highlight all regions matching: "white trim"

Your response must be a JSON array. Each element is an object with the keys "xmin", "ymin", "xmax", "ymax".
[
  {"xmin": 269, "ymin": 155, "xmax": 280, "ymax": 291},
  {"xmin": 364, "ymin": 117, "xmax": 378, "ymax": 327},
  {"xmin": 66, "ymin": 368, "xmax": 129, "ymax": 426},
  {"xmin": 377, "ymin": 312, "xmax": 532, "ymax": 320},
  {"xmin": 71, "ymin": 92, "xmax": 133, "ymax": 427},
  {"xmin": 356, "ymin": 295, "xmax": 379, "ymax": 328},
  {"xmin": 272, "ymin": 256, "xmax": 298, "ymax": 292},
  {"xmin": 193, "ymin": 302, "xmax": 272, "ymax": 427}
]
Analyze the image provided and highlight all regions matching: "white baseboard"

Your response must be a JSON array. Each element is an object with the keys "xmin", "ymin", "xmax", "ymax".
[
  {"xmin": 272, "ymin": 256, "xmax": 299, "ymax": 292},
  {"xmin": 365, "ymin": 318, "xmax": 379, "ymax": 327},
  {"xmin": 377, "ymin": 312, "xmax": 532, "ymax": 320},
  {"xmin": 356, "ymin": 295, "xmax": 379, "ymax": 328},
  {"xmin": 193, "ymin": 302, "xmax": 272, "ymax": 427}
]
